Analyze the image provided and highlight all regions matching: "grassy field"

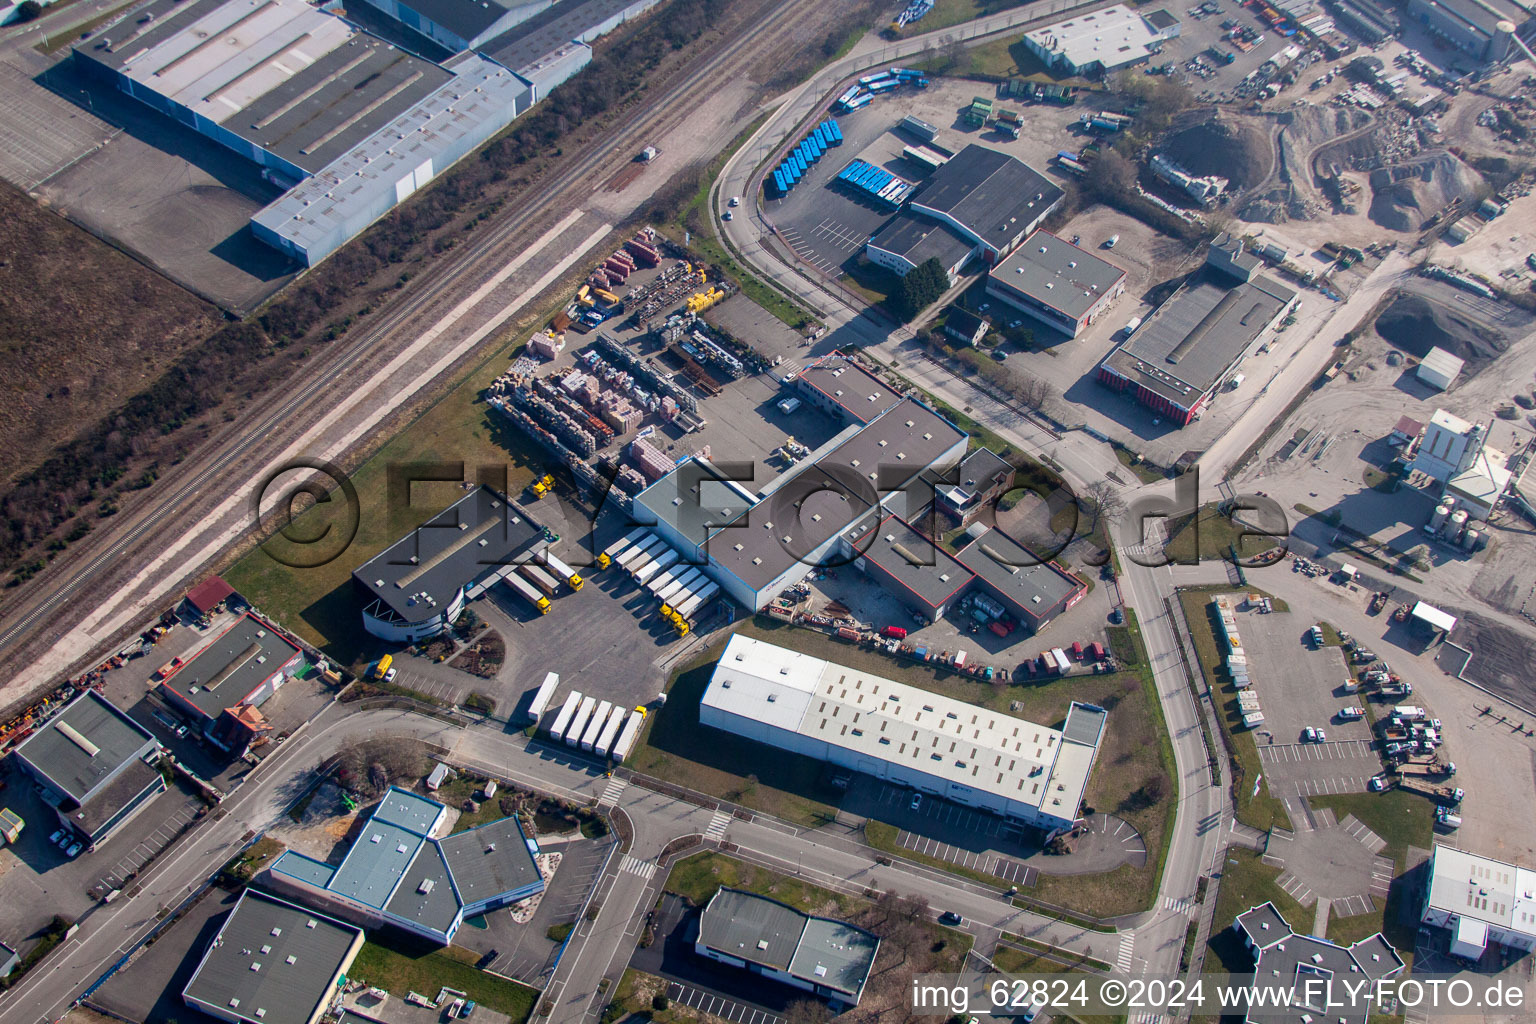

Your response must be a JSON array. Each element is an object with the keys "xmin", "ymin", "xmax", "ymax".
[
  {"xmin": 0, "ymin": 182, "xmax": 220, "ymax": 487},
  {"xmin": 667, "ymin": 849, "xmax": 858, "ymax": 914},
  {"xmin": 1204, "ymin": 848, "xmax": 1309, "ymax": 974},
  {"xmin": 1163, "ymin": 504, "xmax": 1280, "ymax": 565},
  {"xmin": 1178, "ymin": 590, "xmax": 1292, "ymax": 832},
  {"xmin": 223, "ymin": 318, "xmax": 549, "ymax": 666},
  {"xmin": 351, "ymin": 939, "xmax": 538, "ymax": 1020}
]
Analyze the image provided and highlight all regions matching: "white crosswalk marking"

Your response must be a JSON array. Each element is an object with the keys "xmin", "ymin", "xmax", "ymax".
[
  {"xmin": 620, "ymin": 854, "xmax": 656, "ymax": 879},
  {"xmin": 1116, "ymin": 932, "xmax": 1135, "ymax": 974},
  {"xmin": 705, "ymin": 809, "xmax": 731, "ymax": 841},
  {"xmin": 597, "ymin": 775, "xmax": 627, "ymax": 807},
  {"xmin": 1164, "ymin": 895, "xmax": 1193, "ymax": 914}
]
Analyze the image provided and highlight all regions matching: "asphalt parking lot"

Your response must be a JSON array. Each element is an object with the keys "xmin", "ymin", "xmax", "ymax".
[
  {"xmin": 455, "ymin": 833, "xmax": 613, "ymax": 984},
  {"xmin": 0, "ymin": 56, "xmax": 117, "ymax": 191},
  {"xmin": 764, "ymin": 97, "xmax": 921, "ymax": 278},
  {"xmin": 1228, "ymin": 602, "xmax": 1372, "ymax": 743},
  {"xmin": 91, "ymin": 885, "xmax": 241, "ymax": 1024}
]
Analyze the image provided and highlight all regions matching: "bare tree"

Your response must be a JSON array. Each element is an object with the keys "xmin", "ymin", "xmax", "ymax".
[
  {"xmin": 1082, "ymin": 480, "xmax": 1126, "ymax": 537},
  {"xmin": 785, "ymin": 1000, "xmax": 833, "ymax": 1024}
]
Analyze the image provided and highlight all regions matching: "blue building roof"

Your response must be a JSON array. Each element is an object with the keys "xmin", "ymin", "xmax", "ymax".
[
  {"xmin": 329, "ymin": 821, "xmax": 427, "ymax": 909},
  {"xmin": 372, "ymin": 787, "xmax": 445, "ymax": 835},
  {"xmin": 270, "ymin": 851, "xmax": 338, "ymax": 889}
]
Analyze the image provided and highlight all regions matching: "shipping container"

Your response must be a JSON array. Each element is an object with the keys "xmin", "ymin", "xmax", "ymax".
[
  {"xmin": 580, "ymin": 701, "xmax": 614, "ymax": 751},
  {"xmin": 503, "ymin": 572, "xmax": 550, "ymax": 614},
  {"xmin": 594, "ymin": 707, "xmax": 626, "ymax": 758},
  {"xmin": 1052, "ymin": 648, "xmax": 1071, "ymax": 673},
  {"xmin": 549, "ymin": 690, "xmax": 583, "ymax": 740},
  {"xmin": 526, "ymin": 671, "xmax": 560, "ymax": 723},
  {"xmin": 566, "ymin": 696, "xmax": 597, "ymax": 748},
  {"xmin": 593, "ymin": 288, "xmax": 620, "ymax": 305},
  {"xmin": 610, "ymin": 709, "xmax": 646, "ymax": 763},
  {"xmin": 519, "ymin": 562, "xmax": 560, "ymax": 597}
]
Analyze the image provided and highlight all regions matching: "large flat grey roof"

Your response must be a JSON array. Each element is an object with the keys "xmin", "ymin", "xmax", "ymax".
[
  {"xmin": 842, "ymin": 514, "xmax": 973, "ymax": 612},
  {"xmin": 158, "ymin": 614, "xmax": 301, "ymax": 720},
  {"xmin": 699, "ymin": 888, "xmax": 878, "ymax": 1001},
  {"xmin": 955, "ymin": 526, "xmax": 1083, "ymax": 618},
  {"xmin": 77, "ymin": 0, "xmax": 454, "ymax": 176},
  {"xmin": 385, "ymin": 840, "xmax": 460, "ymax": 933},
  {"xmin": 907, "ymin": 145, "xmax": 1063, "ymax": 253},
  {"xmin": 405, "ymin": 0, "xmax": 524, "ymax": 41},
  {"xmin": 480, "ymin": 0, "xmax": 637, "ymax": 73},
  {"xmin": 708, "ymin": 398, "xmax": 964, "ymax": 592},
  {"xmin": 184, "ymin": 889, "xmax": 360, "ymax": 1024},
  {"xmin": 869, "ymin": 212, "xmax": 975, "ymax": 270},
  {"xmin": 1101, "ymin": 268, "xmax": 1295, "ymax": 405},
  {"xmin": 634, "ymin": 457, "xmax": 759, "ymax": 556},
  {"xmin": 14, "ymin": 691, "xmax": 156, "ymax": 804},
  {"xmin": 352, "ymin": 485, "xmax": 546, "ymax": 627},
  {"xmin": 796, "ymin": 355, "xmax": 903, "ymax": 425},
  {"xmin": 438, "ymin": 816, "xmax": 542, "ymax": 905},
  {"xmin": 990, "ymin": 229, "xmax": 1127, "ymax": 321}
]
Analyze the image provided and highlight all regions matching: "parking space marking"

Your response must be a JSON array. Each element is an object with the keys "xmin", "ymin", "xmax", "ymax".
[
  {"xmin": 668, "ymin": 983, "xmax": 782, "ymax": 1024},
  {"xmin": 1276, "ymin": 872, "xmax": 1314, "ymax": 906}
]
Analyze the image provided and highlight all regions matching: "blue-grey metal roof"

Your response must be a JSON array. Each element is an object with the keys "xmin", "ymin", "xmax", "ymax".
[
  {"xmin": 480, "ymin": 0, "xmax": 645, "ymax": 73},
  {"xmin": 328, "ymin": 820, "xmax": 426, "ymax": 909},
  {"xmin": 699, "ymin": 889, "xmax": 878, "ymax": 1001},
  {"xmin": 371, "ymin": 787, "xmax": 444, "ymax": 836},
  {"xmin": 13, "ymin": 691, "xmax": 157, "ymax": 804},
  {"xmin": 955, "ymin": 525, "xmax": 1083, "ymax": 619},
  {"xmin": 868, "ymin": 212, "xmax": 975, "ymax": 271},
  {"xmin": 270, "ymin": 851, "xmax": 339, "ymax": 890},
  {"xmin": 788, "ymin": 917, "xmax": 879, "ymax": 1000},
  {"xmin": 182, "ymin": 889, "xmax": 361, "ymax": 1024}
]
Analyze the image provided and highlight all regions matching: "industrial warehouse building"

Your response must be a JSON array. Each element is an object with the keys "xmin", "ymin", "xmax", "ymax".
[
  {"xmin": 865, "ymin": 145, "xmax": 1064, "ymax": 277},
  {"xmin": 1023, "ymin": 5, "xmax": 1182, "ymax": 76},
  {"xmin": 1405, "ymin": 0, "xmax": 1531, "ymax": 62},
  {"xmin": 1409, "ymin": 409, "xmax": 1512, "ymax": 519},
  {"xmin": 12, "ymin": 691, "xmax": 166, "ymax": 849},
  {"xmin": 635, "ymin": 395, "xmax": 967, "ymax": 612},
  {"xmin": 1096, "ymin": 235, "xmax": 1296, "ymax": 426},
  {"xmin": 1421, "ymin": 845, "xmax": 1536, "ymax": 956},
  {"xmin": 353, "ymin": 485, "xmax": 548, "ymax": 641},
  {"xmin": 182, "ymin": 889, "xmax": 364, "ymax": 1024},
  {"xmin": 954, "ymin": 525, "xmax": 1088, "ymax": 632},
  {"xmin": 792, "ymin": 355, "xmax": 903, "ymax": 426},
  {"xmin": 986, "ymin": 229, "xmax": 1127, "ymax": 337},
  {"xmin": 1233, "ymin": 902, "xmax": 1402, "ymax": 1024},
  {"xmin": 701, "ymin": 635, "xmax": 1107, "ymax": 832},
  {"xmin": 156, "ymin": 613, "xmax": 303, "ymax": 754},
  {"xmin": 697, "ymin": 888, "xmax": 880, "ymax": 1008},
  {"xmin": 73, "ymin": 0, "xmax": 660, "ymax": 267},
  {"xmin": 839, "ymin": 514, "xmax": 975, "ymax": 621},
  {"xmin": 269, "ymin": 787, "xmax": 544, "ymax": 944}
]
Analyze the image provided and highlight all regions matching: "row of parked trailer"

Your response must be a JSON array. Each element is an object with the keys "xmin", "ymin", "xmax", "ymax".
[
  {"xmin": 546, "ymin": 688, "xmax": 647, "ymax": 762},
  {"xmin": 770, "ymin": 119, "xmax": 844, "ymax": 197},
  {"xmin": 835, "ymin": 159, "xmax": 914, "ymax": 209},
  {"xmin": 601, "ymin": 527, "xmax": 722, "ymax": 635},
  {"xmin": 497, "ymin": 549, "xmax": 585, "ymax": 616}
]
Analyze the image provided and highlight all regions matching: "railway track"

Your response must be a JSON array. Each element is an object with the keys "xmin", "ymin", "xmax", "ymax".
[{"xmin": 0, "ymin": 0, "xmax": 827, "ymax": 691}]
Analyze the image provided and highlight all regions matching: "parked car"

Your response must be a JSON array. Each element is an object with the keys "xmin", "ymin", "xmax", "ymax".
[
  {"xmin": 910, "ymin": 792, "xmax": 923, "ymax": 811},
  {"xmin": 384, "ymin": 667, "xmax": 398, "ymax": 683},
  {"xmin": 1369, "ymin": 775, "xmax": 1391, "ymax": 791},
  {"xmin": 1316, "ymin": 728, "xmax": 1327, "ymax": 742},
  {"xmin": 1303, "ymin": 727, "xmax": 1317, "ymax": 742},
  {"xmin": 49, "ymin": 829, "xmax": 65, "ymax": 846},
  {"xmin": 65, "ymin": 842, "xmax": 82, "ymax": 858},
  {"xmin": 938, "ymin": 911, "xmax": 964, "ymax": 926},
  {"xmin": 1340, "ymin": 707, "xmax": 1365, "ymax": 719}
]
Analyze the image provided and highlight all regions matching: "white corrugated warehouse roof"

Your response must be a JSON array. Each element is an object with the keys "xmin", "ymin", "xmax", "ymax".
[
  {"xmin": 1417, "ymin": 346, "xmax": 1465, "ymax": 389},
  {"xmin": 704, "ymin": 635, "xmax": 1104, "ymax": 820},
  {"xmin": 1425, "ymin": 845, "xmax": 1536, "ymax": 938}
]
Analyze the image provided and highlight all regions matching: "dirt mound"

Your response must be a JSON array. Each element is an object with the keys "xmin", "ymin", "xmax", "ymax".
[
  {"xmin": 1160, "ymin": 116, "xmax": 1273, "ymax": 189},
  {"xmin": 1238, "ymin": 186, "xmax": 1313, "ymax": 224},
  {"xmin": 1367, "ymin": 151, "xmax": 1484, "ymax": 231},
  {"xmin": 1373, "ymin": 292, "xmax": 1509, "ymax": 373}
]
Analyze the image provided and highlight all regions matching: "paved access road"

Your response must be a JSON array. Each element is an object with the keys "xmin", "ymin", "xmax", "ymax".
[{"xmin": 0, "ymin": 703, "xmax": 1119, "ymax": 1024}]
